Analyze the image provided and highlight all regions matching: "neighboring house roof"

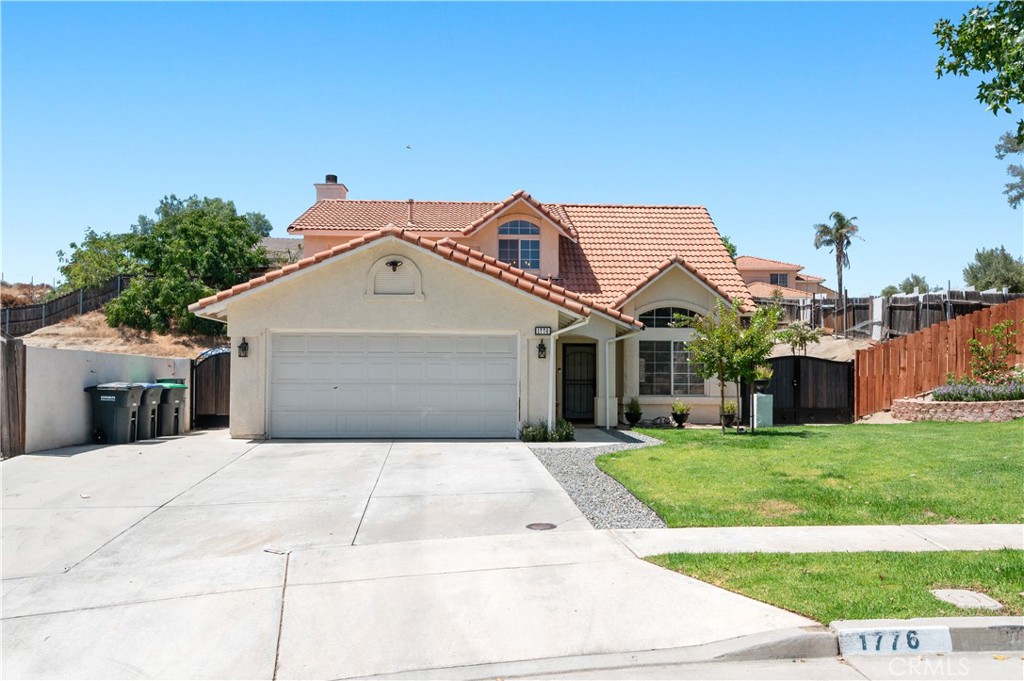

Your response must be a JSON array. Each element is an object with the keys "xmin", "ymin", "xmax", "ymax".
[
  {"xmin": 746, "ymin": 281, "xmax": 812, "ymax": 299},
  {"xmin": 557, "ymin": 204, "xmax": 753, "ymax": 310},
  {"xmin": 734, "ymin": 255, "xmax": 804, "ymax": 271},
  {"xmin": 261, "ymin": 236, "xmax": 303, "ymax": 250},
  {"xmin": 190, "ymin": 226, "xmax": 642, "ymax": 329},
  {"xmin": 795, "ymin": 273, "xmax": 825, "ymax": 283}
]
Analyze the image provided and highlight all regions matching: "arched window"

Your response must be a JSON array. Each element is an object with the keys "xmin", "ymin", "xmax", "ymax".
[
  {"xmin": 366, "ymin": 255, "xmax": 423, "ymax": 298},
  {"xmin": 638, "ymin": 306, "xmax": 698, "ymax": 328},
  {"xmin": 638, "ymin": 306, "xmax": 704, "ymax": 396},
  {"xmin": 498, "ymin": 220, "xmax": 540, "ymax": 270}
]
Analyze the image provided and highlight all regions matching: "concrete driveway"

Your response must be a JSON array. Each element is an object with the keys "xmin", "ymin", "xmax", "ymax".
[{"xmin": 2, "ymin": 431, "xmax": 813, "ymax": 679}]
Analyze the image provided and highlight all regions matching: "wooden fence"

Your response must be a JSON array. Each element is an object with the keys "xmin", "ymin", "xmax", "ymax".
[
  {"xmin": 1, "ymin": 333, "xmax": 26, "ymax": 458},
  {"xmin": 854, "ymin": 297, "xmax": 1024, "ymax": 418},
  {"xmin": 753, "ymin": 296, "xmax": 872, "ymax": 336},
  {"xmin": 1, "ymin": 275, "xmax": 132, "ymax": 337},
  {"xmin": 883, "ymin": 290, "xmax": 1024, "ymax": 338}
]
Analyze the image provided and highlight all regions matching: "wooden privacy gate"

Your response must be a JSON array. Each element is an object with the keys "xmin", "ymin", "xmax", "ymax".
[
  {"xmin": 759, "ymin": 356, "xmax": 855, "ymax": 424},
  {"xmin": 191, "ymin": 347, "xmax": 230, "ymax": 428}
]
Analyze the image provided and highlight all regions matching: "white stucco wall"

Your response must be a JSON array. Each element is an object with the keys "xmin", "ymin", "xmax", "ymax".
[
  {"xmin": 223, "ymin": 238, "xmax": 567, "ymax": 438},
  {"xmin": 24, "ymin": 347, "xmax": 190, "ymax": 454},
  {"xmin": 618, "ymin": 267, "xmax": 738, "ymax": 425}
]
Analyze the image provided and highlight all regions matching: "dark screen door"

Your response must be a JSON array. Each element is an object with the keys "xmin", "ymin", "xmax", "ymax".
[{"xmin": 563, "ymin": 344, "xmax": 596, "ymax": 422}]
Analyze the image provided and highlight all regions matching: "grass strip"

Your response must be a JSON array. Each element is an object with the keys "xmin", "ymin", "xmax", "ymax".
[
  {"xmin": 649, "ymin": 549, "xmax": 1024, "ymax": 624},
  {"xmin": 596, "ymin": 421, "xmax": 1024, "ymax": 526}
]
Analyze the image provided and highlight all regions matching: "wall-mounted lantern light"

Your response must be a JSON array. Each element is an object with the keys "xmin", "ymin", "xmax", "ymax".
[
  {"xmin": 385, "ymin": 259, "xmax": 404, "ymax": 272},
  {"xmin": 238, "ymin": 337, "xmax": 249, "ymax": 358},
  {"xmin": 537, "ymin": 340, "xmax": 547, "ymax": 359}
]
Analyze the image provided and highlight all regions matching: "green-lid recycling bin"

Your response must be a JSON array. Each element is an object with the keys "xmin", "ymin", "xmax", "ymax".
[
  {"xmin": 136, "ymin": 383, "xmax": 166, "ymax": 439},
  {"xmin": 84, "ymin": 382, "xmax": 145, "ymax": 444},
  {"xmin": 155, "ymin": 380, "xmax": 188, "ymax": 436}
]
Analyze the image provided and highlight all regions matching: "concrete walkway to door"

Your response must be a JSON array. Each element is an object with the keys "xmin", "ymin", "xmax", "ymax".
[{"xmin": 2, "ymin": 430, "xmax": 815, "ymax": 679}]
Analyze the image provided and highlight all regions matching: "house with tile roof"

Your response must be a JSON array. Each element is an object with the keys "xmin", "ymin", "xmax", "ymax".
[
  {"xmin": 735, "ymin": 256, "xmax": 836, "ymax": 300},
  {"xmin": 190, "ymin": 175, "xmax": 756, "ymax": 439}
]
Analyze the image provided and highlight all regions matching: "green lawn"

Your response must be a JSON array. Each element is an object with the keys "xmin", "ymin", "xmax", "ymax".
[
  {"xmin": 649, "ymin": 550, "xmax": 1024, "ymax": 623},
  {"xmin": 596, "ymin": 421, "xmax": 1023, "ymax": 526}
]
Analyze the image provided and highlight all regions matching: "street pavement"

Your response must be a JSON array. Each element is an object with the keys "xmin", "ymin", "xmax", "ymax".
[{"xmin": 2, "ymin": 430, "xmax": 1021, "ymax": 679}]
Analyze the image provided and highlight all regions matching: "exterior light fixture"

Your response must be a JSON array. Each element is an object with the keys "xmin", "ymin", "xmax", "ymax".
[
  {"xmin": 537, "ymin": 340, "xmax": 547, "ymax": 359},
  {"xmin": 238, "ymin": 338, "xmax": 249, "ymax": 358},
  {"xmin": 385, "ymin": 259, "xmax": 403, "ymax": 272}
]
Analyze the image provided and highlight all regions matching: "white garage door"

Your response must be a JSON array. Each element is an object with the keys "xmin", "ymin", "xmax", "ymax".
[{"xmin": 270, "ymin": 333, "xmax": 519, "ymax": 438}]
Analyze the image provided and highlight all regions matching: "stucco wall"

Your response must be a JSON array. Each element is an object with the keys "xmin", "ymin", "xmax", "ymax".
[
  {"xmin": 225, "ymin": 238, "xmax": 565, "ymax": 438},
  {"xmin": 24, "ymin": 347, "xmax": 190, "ymax": 454},
  {"xmin": 618, "ymin": 267, "xmax": 737, "ymax": 424},
  {"xmin": 461, "ymin": 209, "xmax": 562, "ymax": 280}
]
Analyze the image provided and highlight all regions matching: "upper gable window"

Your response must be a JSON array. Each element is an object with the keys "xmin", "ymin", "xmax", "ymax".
[
  {"xmin": 769, "ymin": 273, "xmax": 789, "ymax": 287},
  {"xmin": 639, "ymin": 307, "xmax": 698, "ymax": 328},
  {"xmin": 498, "ymin": 220, "xmax": 540, "ymax": 270}
]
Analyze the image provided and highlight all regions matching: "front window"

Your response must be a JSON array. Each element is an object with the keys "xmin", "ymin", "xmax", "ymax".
[
  {"xmin": 639, "ymin": 340, "xmax": 704, "ymax": 395},
  {"xmin": 498, "ymin": 220, "xmax": 540, "ymax": 269},
  {"xmin": 638, "ymin": 306, "xmax": 698, "ymax": 328},
  {"xmin": 769, "ymin": 273, "xmax": 789, "ymax": 287}
]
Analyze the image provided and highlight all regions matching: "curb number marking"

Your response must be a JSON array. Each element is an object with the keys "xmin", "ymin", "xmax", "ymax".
[{"xmin": 838, "ymin": 627, "xmax": 952, "ymax": 655}]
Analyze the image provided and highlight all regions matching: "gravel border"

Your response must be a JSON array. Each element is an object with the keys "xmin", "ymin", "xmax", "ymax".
[{"xmin": 528, "ymin": 430, "xmax": 667, "ymax": 530}]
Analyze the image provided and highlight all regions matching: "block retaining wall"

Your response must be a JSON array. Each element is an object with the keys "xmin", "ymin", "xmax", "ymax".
[{"xmin": 890, "ymin": 397, "xmax": 1024, "ymax": 423}]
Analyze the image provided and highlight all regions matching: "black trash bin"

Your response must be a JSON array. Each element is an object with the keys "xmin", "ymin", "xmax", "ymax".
[
  {"xmin": 136, "ymin": 383, "xmax": 165, "ymax": 439},
  {"xmin": 156, "ymin": 381, "xmax": 188, "ymax": 436},
  {"xmin": 84, "ymin": 383, "xmax": 146, "ymax": 444}
]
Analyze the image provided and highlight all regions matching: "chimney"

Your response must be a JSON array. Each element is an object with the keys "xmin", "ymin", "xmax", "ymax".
[{"xmin": 315, "ymin": 174, "xmax": 348, "ymax": 201}]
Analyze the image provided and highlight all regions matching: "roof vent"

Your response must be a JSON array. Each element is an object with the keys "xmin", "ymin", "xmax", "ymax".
[
  {"xmin": 407, "ymin": 199, "xmax": 414, "ymax": 225},
  {"xmin": 315, "ymin": 175, "xmax": 348, "ymax": 201}
]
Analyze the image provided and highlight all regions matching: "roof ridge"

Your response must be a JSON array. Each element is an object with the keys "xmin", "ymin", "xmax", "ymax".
[
  {"xmin": 736, "ymin": 255, "xmax": 805, "ymax": 269},
  {"xmin": 554, "ymin": 203, "xmax": 709, "ymax": 209}
]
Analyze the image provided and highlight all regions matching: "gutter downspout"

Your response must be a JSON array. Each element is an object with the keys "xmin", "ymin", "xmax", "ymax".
[
  {"xmin": 604, "ymin": 328, "xmax": 643, "ymax": 428},
  {"xmin": 548, "ymin": 318, "xmax": 591, "ymax": 428}
]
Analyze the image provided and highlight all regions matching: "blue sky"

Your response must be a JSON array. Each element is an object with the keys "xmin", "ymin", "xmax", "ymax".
[{"xmin": 3, "ymin": 1, "xmax": 1021, "ymax": 296}]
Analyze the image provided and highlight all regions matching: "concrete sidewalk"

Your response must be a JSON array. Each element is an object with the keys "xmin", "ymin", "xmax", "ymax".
[{"xmin": 612, "ymin": 524, "xmax": 1024, "ymax": 557}]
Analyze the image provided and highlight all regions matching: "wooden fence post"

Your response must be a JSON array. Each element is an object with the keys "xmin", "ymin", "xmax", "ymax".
[{"xmin": 1, "ymin": 334, "xmax": 26, "ymax": 458}]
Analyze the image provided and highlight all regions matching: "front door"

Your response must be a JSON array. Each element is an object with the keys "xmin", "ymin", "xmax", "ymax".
[{"xmin": 563, "ymin": 344, "xmax": 596, "ymax": 423}]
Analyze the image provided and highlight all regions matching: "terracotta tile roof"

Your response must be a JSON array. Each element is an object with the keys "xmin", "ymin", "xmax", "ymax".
[
  {"xmin": 289, "ymin": 199, "xmax": 497, "ymax": 232},
  {"xmin": 747, "ymin": 281, "xmax": 812, "ymax": 299},
  {"xmin": 462, "ymin": 190, "xmax": 578, "ymax": 240},
  {"xmin": 556, "ymin": 204, "xmax": 753, "ymax": 311},
  {"xmin": 735, "ymin": 255, "xmax": 804, "ymax": 271},
  {"xmin": 190, "ymin": 227, "xmax": 642, "ymax": 329},
  {"xmin": 795, "ymin": 273, "xmax": 825, "ymax": 283}
]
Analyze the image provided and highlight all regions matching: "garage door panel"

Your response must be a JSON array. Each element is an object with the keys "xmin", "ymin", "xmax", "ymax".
[{"xmin": 270, "ymin": 333, "xmax": 518, "ymax": 438}]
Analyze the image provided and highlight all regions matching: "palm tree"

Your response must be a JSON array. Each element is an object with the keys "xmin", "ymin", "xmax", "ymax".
[{"xmin": 813, "ymin": 211, "xmax": 860, "ymax": 335}]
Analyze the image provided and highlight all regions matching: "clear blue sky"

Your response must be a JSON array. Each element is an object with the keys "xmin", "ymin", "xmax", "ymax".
[{"xmin": 3, "ymin": 1, "xmax": 1022, "ymax": 296}]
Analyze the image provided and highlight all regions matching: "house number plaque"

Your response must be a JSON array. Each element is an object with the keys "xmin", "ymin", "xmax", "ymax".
[{"xmin": 535, "ymin": 326, "xmax": 552, "ymax": 336}]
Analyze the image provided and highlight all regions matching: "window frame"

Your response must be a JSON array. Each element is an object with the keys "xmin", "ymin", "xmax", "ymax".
[
  {"xmin": 638, "ymin": 339, "xmax": 704, "ymax": 396},
  {"xmin": 497, "ymin": 220, "xmax": 541, "ymax": 270},
  {"xmin": 769, "ymin": 273, "xmax": 789, "ymax": 287}
]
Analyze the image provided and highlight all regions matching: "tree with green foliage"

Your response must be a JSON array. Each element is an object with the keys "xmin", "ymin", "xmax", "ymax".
[
  {"xmin": 56, "ymin": 229, "xmax": 140, "ymax": 292},
  {"xmin": 995, "ymin": 132, "xmax": 1024, "ymax": 208},
  {"xmin": 721, "ymin": 235, "xmax": 738, "ymax": 260},
  {"xmin": 899, "ymin": 273, "xmax": 931, "ymax": 294},
  {"xmin": 813, "ymin": 211, "xmax": 861, "ymax": 334},
  {"xmin": 935, "ymin": 1, "xmax": 1024, "ymax": 141},
  {"xmin": 776, "ymin": 320, "xmax": 824, "ymax": 356},
  {"xmin": 962, "ymin": 245, "xmax": 1024, "ymax": 293},
  {"xmin": 104, "ymin": 196, "xmax": 269, "ymax": 334},
  {"xmin": 880, "ymin": 284, "xmax": 899, "ymax": 297},
  {"xmin": 675, "ymin": 299, "xmax": 782, "ymax": 433}
]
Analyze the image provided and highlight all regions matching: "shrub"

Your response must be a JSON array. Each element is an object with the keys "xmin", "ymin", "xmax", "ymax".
[
  {"xmin": 967, "ymin": 320, "xmax": 1021, "ymax": 385},
  {"xmin": 932, "ymin": 380, "xmax": 1024, "ymax": 402},
  {"xmin": 625, "ymin": 396, "xmax": 642, "ymax": 414},
  {"xmin": 552, "ymin": 418, "xmax": 576, "ymax": 442},
  {"xmin": 721, "ymin": 400, "xmax": 738, "ymax": 415},
  {"xmin": 671, "ymin": 400, "xmax": 691, "ymax": 415}
]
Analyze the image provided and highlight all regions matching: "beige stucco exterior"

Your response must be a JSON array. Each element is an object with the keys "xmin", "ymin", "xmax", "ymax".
[
  {"xmin": 618, "ymin": 266, "xmax": 738, "ymax": 425},
  {"xmin": 221, "ymin": 237, "xmax": 577, "ymax": 438}
]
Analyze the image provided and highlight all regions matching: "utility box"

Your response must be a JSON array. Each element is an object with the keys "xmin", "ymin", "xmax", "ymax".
[
  {"xmin": 84, "ymin": 383, "xmax": 145, "ymax": 444},
  {"xmin": 156, "ymin": 382, "xmax": 188, "ymax": 436},
  {"xmin": 753, "ymin": 393, "xmax": 774, "ymax": 429},
  {"xmin": 136, "ymin": 383, "xmax": 165, "ymax": 439}
]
